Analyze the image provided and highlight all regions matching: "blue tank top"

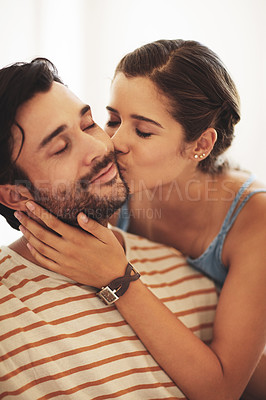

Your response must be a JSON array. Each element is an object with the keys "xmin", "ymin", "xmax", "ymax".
[{"xmin": 117, "ymin": 175, "xmax": 266, "ymax": 287}]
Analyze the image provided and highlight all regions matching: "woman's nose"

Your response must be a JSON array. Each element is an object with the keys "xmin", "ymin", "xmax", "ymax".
[{"xmin": 111, "ymin": 127, "xmax": 130, "ymax": 155}]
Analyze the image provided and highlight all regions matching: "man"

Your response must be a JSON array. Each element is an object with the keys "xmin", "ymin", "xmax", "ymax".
[{"xmin": 0, "ymin": 58, "xmax": 218, "ymax": 399}]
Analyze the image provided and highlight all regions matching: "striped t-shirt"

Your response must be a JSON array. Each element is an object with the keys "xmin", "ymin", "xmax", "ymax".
[{"xmin": 0, "ymin": 228, "xmax": 218, "ymax": 399}]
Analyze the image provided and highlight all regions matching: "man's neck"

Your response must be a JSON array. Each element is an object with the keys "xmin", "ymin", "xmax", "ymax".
[
  {"xmin": 9, "ymin": 236, "xmax": 40, "ymax": 265},
  {"xmin": 8, "ymin": 228, "xmax": 126, "ymax": 268}
]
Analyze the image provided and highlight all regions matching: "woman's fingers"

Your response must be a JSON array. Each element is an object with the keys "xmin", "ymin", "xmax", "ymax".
[
  {"xmin": 24, "ymin": 202, "xmax": 113, "ymax": 245},
  {"xmin": 26, "ymin": 242, "xmax": 63, "ymax": 275},
  {"xmin": 25, "ymin": 201, "xmax": 73, "ymax": 238},
  {"xmin": 77, "ymin": 213, "xmax": 112, "ymax": 243},
  {"xmin": 15, "ymin": 211, "xmax": 62, "ymax": 250},
  {"xmin": 18, "ymin": 223, "xmax": 62, "ymax": 264}
]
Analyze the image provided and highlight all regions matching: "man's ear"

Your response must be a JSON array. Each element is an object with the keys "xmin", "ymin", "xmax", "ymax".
[
  {"xmin": 190, "ymin": 128, "xmax": 217, "ymax": 160},
  {"xmin": 0, "ymin": 184, "xmax": 34, "ymax": 211}
]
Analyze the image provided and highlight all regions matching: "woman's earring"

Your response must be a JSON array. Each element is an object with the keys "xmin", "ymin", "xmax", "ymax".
[
  {"xmin": 199, "ymin": 153, "xmax": 206, "ymax": 159},
  {"xmin": 194, "ymin": 153, "xmax": 206, "ymax": 159}
]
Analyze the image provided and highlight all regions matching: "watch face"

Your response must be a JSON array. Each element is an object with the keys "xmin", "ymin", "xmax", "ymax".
[{"xmin": 99, "ymin": 287, "xmax": 119, "ymax": 304}]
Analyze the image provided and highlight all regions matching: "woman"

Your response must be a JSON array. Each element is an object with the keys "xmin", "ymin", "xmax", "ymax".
[{"xmin": 17, "ymin": 40, "xmax": 266, "ymax": 399}]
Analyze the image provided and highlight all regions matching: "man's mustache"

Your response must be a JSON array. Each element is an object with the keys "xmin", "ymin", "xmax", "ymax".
[{"xmin": 77, "ymin": 151, "xmax": 117, "ymax": 190}]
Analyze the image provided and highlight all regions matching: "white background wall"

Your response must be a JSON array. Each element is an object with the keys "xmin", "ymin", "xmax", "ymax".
[{"xmin": 0, "ymin": 0, "xmax": 265, "ymax": 245}]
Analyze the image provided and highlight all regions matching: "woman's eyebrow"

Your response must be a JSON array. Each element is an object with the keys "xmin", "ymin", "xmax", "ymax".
[
  {"xmin": 130, "ymin": 114, "xmax": 164, "ymax": 128},
  {"xmin": 106, "ymin": 106, "xmax": 164, "ymax": 128},
  {"xmin": 80, "ymin": 104, "xmax": 91, "ymax": 116},
  {"xmin": 106, "ymin": 106, "xmax": 119, "ymax": 115}
]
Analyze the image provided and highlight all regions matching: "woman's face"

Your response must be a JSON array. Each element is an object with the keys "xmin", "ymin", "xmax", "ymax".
[{"xmin": 105, "ymin": 73, "xmax": 193, "ymax": 193}]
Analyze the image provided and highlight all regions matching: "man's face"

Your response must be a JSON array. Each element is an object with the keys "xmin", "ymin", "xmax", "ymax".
[{"xmin": 12, "ymin": 82, "xmax": 128, "ymax": 224}]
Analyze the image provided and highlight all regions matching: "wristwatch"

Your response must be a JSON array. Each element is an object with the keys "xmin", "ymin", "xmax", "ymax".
[
  {"xmin": 97, "ymin": 262, "xmax": 140, "ymax": 305},
  {"xmin": 97, "ymin": 286, "xmax": 120, "ymax": 305}
]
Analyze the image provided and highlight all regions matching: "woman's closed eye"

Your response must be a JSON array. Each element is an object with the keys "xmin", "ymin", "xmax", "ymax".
[
  {"xmin": 136, "ymin": 128, "xmax": 152, "ymax": 138},
  {"xmin": 105, "ymin": 119, "xmax": 121, "ymax": 138},
  {"xmin": 106, "ymin": 120, "xmax": 121, "ymax": 128}
]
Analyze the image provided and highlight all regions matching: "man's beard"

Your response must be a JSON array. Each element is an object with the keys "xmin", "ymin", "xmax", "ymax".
[{"xmin": 15, "ymin": 152, "xmax": 129, "ymax": 226}]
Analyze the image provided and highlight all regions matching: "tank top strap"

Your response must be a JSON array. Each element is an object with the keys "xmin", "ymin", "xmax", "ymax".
[
  {"xmin": 116, "ymin": 199, "xmax": 131, "ymax": 231},
  {"xmin": 226, "ymin": 187, "xmax": 266, "ymax": 230},
  {"xmin": 220, "ymin": 174, "xmax": 256, "ymax": 233}
]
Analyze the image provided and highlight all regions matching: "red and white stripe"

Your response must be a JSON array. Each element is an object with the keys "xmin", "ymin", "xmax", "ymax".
[{"xmin": 0, "ymin": 230, "xmax": 218, "ymax": 399}]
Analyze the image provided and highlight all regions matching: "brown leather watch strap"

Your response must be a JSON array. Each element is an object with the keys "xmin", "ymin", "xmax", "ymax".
[{"xmin": 108, "ymin": 262, "xmax": 140, "ymax": 297}]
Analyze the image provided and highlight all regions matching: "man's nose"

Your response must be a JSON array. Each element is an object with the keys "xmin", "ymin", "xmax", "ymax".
[{"xmin": 81, "ymin": 128, "xmax": 110, "ymax": 166}]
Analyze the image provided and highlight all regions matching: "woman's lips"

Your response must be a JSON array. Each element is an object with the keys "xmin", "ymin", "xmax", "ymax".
[
  {"xmin": 117, "ymin": 163, "xmax": 127, "ymax": 174},
  {"xmin": 90, "ymin": 162, "xmax": 117, "ymax": 184}
]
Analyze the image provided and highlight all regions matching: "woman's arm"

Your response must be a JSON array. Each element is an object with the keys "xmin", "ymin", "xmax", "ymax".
[{"xmin": 16, "ymin": 201, "xmax": 266, "ymax": 400}]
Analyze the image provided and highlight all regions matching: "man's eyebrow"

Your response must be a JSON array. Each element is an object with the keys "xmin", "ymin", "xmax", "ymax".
[
  {"xmin": 106, "ymin": 106, "xmax": 163, "ymax": 128},
  {"xmin": 38, "ymin": 125, "xmax": 67, "ymax": 150},
  {"xmin": 38, "ymin": 104, "xmax": 91, "ymax": 150}
]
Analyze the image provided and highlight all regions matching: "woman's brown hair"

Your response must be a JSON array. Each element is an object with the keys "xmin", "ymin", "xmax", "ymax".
[{"xmin": 115, "ymin": 39, "xmax": 241, "ymax": 173}]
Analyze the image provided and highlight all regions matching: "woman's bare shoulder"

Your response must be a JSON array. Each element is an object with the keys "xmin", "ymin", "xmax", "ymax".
[{"xmin": 219, "ymin": 169, "xmax": 266, "ymax": 197}]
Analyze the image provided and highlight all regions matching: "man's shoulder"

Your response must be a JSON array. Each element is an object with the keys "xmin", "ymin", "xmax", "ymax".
[
  {"xmin": 111, "ymin": 227, "xmax": 218, "ymax": 343},
  {"xmin": 0, "ymin": 245, "xmax": 38, "ymax": 278},
  {"xmin": 112, "ymin": 228, "xmax": 191, "ymax": 280},
  {"xmin": 111, "ymin": 226, "xmax": 188, "ymax": 268},
  {"xmin": 0, "ymin": 245, "xmax": 19, "ymax": 266},
  {"xmin": 1, "ymin": 244, "xmax": 36, "ymax": 265},
  {"xmin": 0, "ymin": 245, "xmax": 71, "ymax": 283}
]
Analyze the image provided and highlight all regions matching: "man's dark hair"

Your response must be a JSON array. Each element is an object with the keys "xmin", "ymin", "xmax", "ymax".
[{"xmin": 0, "ymin": 58, "xmax": 63, "ymax": 230}]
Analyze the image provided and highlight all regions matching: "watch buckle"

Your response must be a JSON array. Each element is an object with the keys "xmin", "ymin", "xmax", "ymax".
[{"xmin": 97, "ymin": 286, "xmax": 119, "ymax": 305}]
